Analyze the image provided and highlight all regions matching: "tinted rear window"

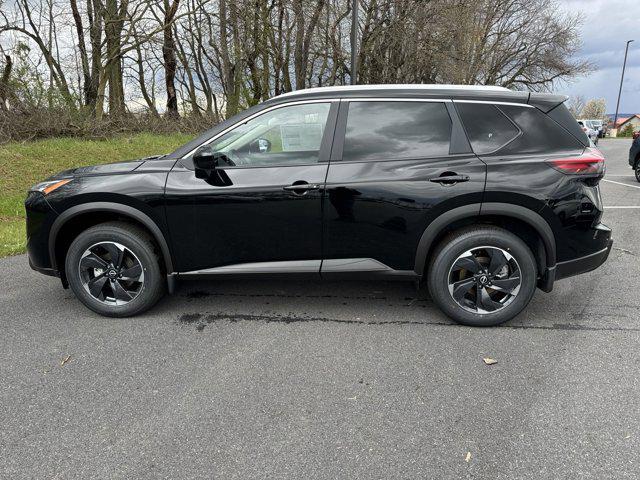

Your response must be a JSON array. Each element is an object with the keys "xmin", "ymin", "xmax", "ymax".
[
  {"xmin": 456, "ymin": 103, "xmax": 520, "ymax": 154},
  {"xmin": 498, "ymin": 105, "xmax": 585, "ymax": 154},
  {"xmin": 458, "ymin": 103, "xmax": 585, "ymax": 155},
  {"xmin": 342, "ymin": 101, "xmax": 451, "ymax": 161},
  {"xmin": 547, "ymin": 104, "xmax": 589, "ymax": 146}
]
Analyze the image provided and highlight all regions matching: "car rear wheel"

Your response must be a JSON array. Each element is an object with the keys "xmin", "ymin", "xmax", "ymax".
[
  {"xmin": 65, "ymin": 222, "xmax": 165, "ymax": 317},
  {"xmin": 635, "ymin": 164, "xmax": 640, "ymax": 183},
  {"xmin": 427, "ymin": 226, "xmax": 537, "ymax": 327}
]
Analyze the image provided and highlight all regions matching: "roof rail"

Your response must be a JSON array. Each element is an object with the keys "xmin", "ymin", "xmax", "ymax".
[{"xmin": 277, "ymin": 84, "xmax": 511, "ymax": 98}]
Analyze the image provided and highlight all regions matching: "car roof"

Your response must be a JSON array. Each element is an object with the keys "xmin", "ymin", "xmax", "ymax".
[{"xmin": 263, "ymin": 84, "xmax": 567, "ymax": 112}]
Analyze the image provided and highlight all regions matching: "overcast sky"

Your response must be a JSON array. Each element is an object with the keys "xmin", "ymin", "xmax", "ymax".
[{"xmin": 556, "ymin": 0, "xmax": 639, "ymax": 114}]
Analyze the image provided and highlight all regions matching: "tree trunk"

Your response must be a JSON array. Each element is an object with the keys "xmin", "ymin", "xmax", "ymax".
[
  {"xmin": 219, "ymin": 0, "xmax": 240, "ymax": 117},
  {"xmin": 292, "ymin": 0, "xmax": 325, "ymax": 90},
  {"xmin": 163, "ymin": 0, "xmax": 180, "ymax": 118},
  {"xmin": 70, "ymin": 0, "xmax": 92, "ymax": 107},
  {"xmin": 174, "ymin": 27, "xmax": 200, "ymax": 116},
  {"xmin": 103, "ymin": 0, "xmax": 127, "ymax": 116},
  {"xmin": 0, "ymin": 55, "xmax": 13, "ymax": 111},
  {"xmin": 134, "ymin": 34, "xmax": 159, "ymax": 116},
  {"xmin": 87, "ymin": 0, "xmax": 102, "ymax": 110}
]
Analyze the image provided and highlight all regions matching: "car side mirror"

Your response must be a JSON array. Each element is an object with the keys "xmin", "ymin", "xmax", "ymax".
[
  {"xmin": 193, "ymin": 146, "xmax": 217, "ymax": 173},
  {"xmin": 193, "ymin": 146, "xmax": 234, "ymax": 179}
]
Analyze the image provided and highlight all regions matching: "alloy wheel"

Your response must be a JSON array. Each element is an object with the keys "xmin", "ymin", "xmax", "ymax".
[
  {"xmin": 447, "ymin": 246, "xmax": 521, "ymax": 314},
  {"xmin": 78, "ymin": 242, "xmax": 144, "ymax": 305}
]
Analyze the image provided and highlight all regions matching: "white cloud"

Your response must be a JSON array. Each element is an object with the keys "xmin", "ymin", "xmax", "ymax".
[{"xmin": 556, "ymin": 0, "xmax": 640, "ymax": 113}]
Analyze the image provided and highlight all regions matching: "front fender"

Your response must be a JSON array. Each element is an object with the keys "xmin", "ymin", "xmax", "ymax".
[{"xmin": 48, "ymin": 202, "xmax": 174, "ymax": 274}]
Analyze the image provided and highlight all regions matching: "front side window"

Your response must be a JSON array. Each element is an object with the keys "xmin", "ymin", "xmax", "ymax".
[
  {"xmin": 205, "ymin": 102, "xmax": 331, "ymax": 167},
  {"xmin": 342, "ymin": 101, "xmax": 452, "ymax": 162}
]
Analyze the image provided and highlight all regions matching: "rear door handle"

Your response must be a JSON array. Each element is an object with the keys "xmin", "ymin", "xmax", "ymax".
[
  {"xmin": 429, "ymin": 174, "xmax": 470, "ymax": 185},
  {"xmin": 283, "ymin": 183, "xmax": 320, "ymax": 191}
]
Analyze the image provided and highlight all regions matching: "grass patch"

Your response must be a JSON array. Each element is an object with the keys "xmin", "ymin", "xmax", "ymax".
[
  {"xmin": 0, "ymin": 132, "xmax": 193, "ymax": 257},
  {"xmin": 0, "ymin": 218, "xmax": 27, "ymax": 257}
]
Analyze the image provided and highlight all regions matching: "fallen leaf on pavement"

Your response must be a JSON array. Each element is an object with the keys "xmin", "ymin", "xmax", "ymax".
[
  {"xmin": 60, "ymin": 355, "xmax": 71, "ymax": 367},
  {"xmin": 483, "ymin": 357, "xmax": 498, "ymax": 365},
  {"xmin": 465, "ymin": 452, "xmax": 472, "ymax": 462}
]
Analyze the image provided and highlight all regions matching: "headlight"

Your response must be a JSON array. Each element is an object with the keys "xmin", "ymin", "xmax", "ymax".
[{"xmin": 30, "ymin": 179, "xmax": 72, "ymax": 195}]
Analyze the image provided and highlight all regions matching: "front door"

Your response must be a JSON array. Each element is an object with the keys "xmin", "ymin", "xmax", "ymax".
[
  {"xmin": 322, "ymin": 99, "xmax": 487, "ymax": 274},
  {"xmin": 165, "ymin": 101, "xmax": 338, "ymax": 273}
]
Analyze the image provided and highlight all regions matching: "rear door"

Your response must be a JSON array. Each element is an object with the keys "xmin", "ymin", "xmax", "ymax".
[{"xmin": 321, "ymin": 99, "xmax": 486, "ymax": 275}]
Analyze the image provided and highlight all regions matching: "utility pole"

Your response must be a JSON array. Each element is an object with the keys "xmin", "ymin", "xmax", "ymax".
[
  {"xmin": 350, "ymin": 0, "xmax": 358, "ymax": 85},
  {"xmin": 613, "ymin": 39, "xmax": 634, "ymax": 134}
]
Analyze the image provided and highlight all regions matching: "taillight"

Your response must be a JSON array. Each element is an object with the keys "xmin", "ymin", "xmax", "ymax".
[{"xmin": 546, "ymin": 148, "xmax": 605, "ymax": 175}]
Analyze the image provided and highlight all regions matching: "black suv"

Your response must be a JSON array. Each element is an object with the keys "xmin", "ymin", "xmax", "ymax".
[{"xmin": 25, "ymin": 85, "xmax": 613, "ymax": 326}]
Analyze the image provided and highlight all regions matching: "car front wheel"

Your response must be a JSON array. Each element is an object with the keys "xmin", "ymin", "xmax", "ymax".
[
  {"xmin": 635, "ymin": 164, "xmax": 640, "ymax": 183},
  {"xmin": 427, "ymin": 226, "xmax": 537, "ymax": 327},
  {"xmin": 65, "ymin": 222, "xmax": 165, "ymax": 317}
]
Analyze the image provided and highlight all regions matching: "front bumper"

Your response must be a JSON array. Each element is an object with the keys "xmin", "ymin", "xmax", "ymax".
[
  {"xmin": 25, "ymin": 191, "xmax": 59, "ymax": 274},
  {"xmin": 556, "ymin": 238, "xmax": 613, "ymax": 280},
  {"xmin": 28, "ymin": 257, "xmax": 59, "ymax": 277}
]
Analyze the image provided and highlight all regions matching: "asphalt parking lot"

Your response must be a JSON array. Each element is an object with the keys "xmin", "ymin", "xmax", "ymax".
[{"xmin": 1, "ymin": 138, "xmax": 639, "ymax": 479}]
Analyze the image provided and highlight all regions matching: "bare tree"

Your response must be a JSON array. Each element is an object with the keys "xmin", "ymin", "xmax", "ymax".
[
  {"xmin": 0, "ymin": 0, "xmax": 595, "ymax": 125},
  {"xmin": 567, "ymin": 95, "xmax": 586, "ymax": 117},
  {"xmin": 580, "ymin": 98, "xmax": 607, "ymax": 120},
  {"xmin": 0, "ymin": 53, "xmax": 12, "ymax": 110},
  {"xmin": 161, "ymin": 0, "xmax": 180, "ymax": 117},
  {"xmin": 1, "ymin": 0, "xmax": 76, "ymax": 107}
]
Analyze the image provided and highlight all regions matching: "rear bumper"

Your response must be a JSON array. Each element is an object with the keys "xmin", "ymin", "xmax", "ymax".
[
  {"xmin": 538, "ymin": 222, "xmax": 612, "ymax": 292},
  {"xmin": 555, "ymin": 238, "xmax": 613, "ymax": 280}
]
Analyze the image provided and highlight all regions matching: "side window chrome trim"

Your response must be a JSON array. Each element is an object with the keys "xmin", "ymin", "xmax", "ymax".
[
  {"xmin": 342, "ymin": 97, "xmax": 453, "ymax": 103},
  {"xmin": 453, "ymin": 99, "xmax": 534, "ymax": 108},
  {"xmin": 181, "ymin": 99, "xmax": 337, "ymax": 160}
]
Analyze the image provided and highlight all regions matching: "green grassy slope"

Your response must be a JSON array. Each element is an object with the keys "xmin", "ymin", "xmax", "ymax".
[{"xmin": 0, "ymin": 132, "xmax": 193, "ymax": 257}]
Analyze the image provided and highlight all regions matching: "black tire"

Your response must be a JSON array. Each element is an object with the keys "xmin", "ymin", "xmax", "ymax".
[
  {"xmin": 427, "ymin": 226, "xmax": 537, "ymax": 327},
  {"xmin": 65, "ymin": 222, "xmax": 165, "ymax": 317},
  {"xmin": 635, "ymin": 164, "xmax": 640, "ymax": 183}
]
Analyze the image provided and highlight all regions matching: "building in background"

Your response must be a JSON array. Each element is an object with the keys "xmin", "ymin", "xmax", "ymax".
[
  {"xmin": 606, "ymin": 114, "xmax": 640, "ymax": 136},
  {"xmin": 614, "ymin": 114, "xmax": 640, "ymax": 130}
]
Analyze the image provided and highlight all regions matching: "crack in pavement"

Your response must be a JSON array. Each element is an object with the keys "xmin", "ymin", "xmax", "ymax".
[
  {"xmin": 613, "ymin": 246, "xmax": 637, "ymax": 256},
  {"xmin": 181, "ymin": 290, "xmax": 640, "ymax": 310},
  {"xmin": 177, "ymin": 312, "xmax": 640, "ymax": 333}
]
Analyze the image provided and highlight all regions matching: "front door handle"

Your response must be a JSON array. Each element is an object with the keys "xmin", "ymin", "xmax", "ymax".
[
  {"xmin": 283, "ymin": 182, "xmax": 321, "ymax": 194},
  {"xmin": 429, "ymin": 174, "xmax": 470, "ymax": 185}
]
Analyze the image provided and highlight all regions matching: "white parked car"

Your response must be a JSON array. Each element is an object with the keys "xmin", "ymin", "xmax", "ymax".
[
  {"xmin": 577, "ymin": 120, "xmax": 599, "ymax": 145},
  {"xmin": 583, "ymin": 119, "xmax": 605, "ymax": 138}
]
